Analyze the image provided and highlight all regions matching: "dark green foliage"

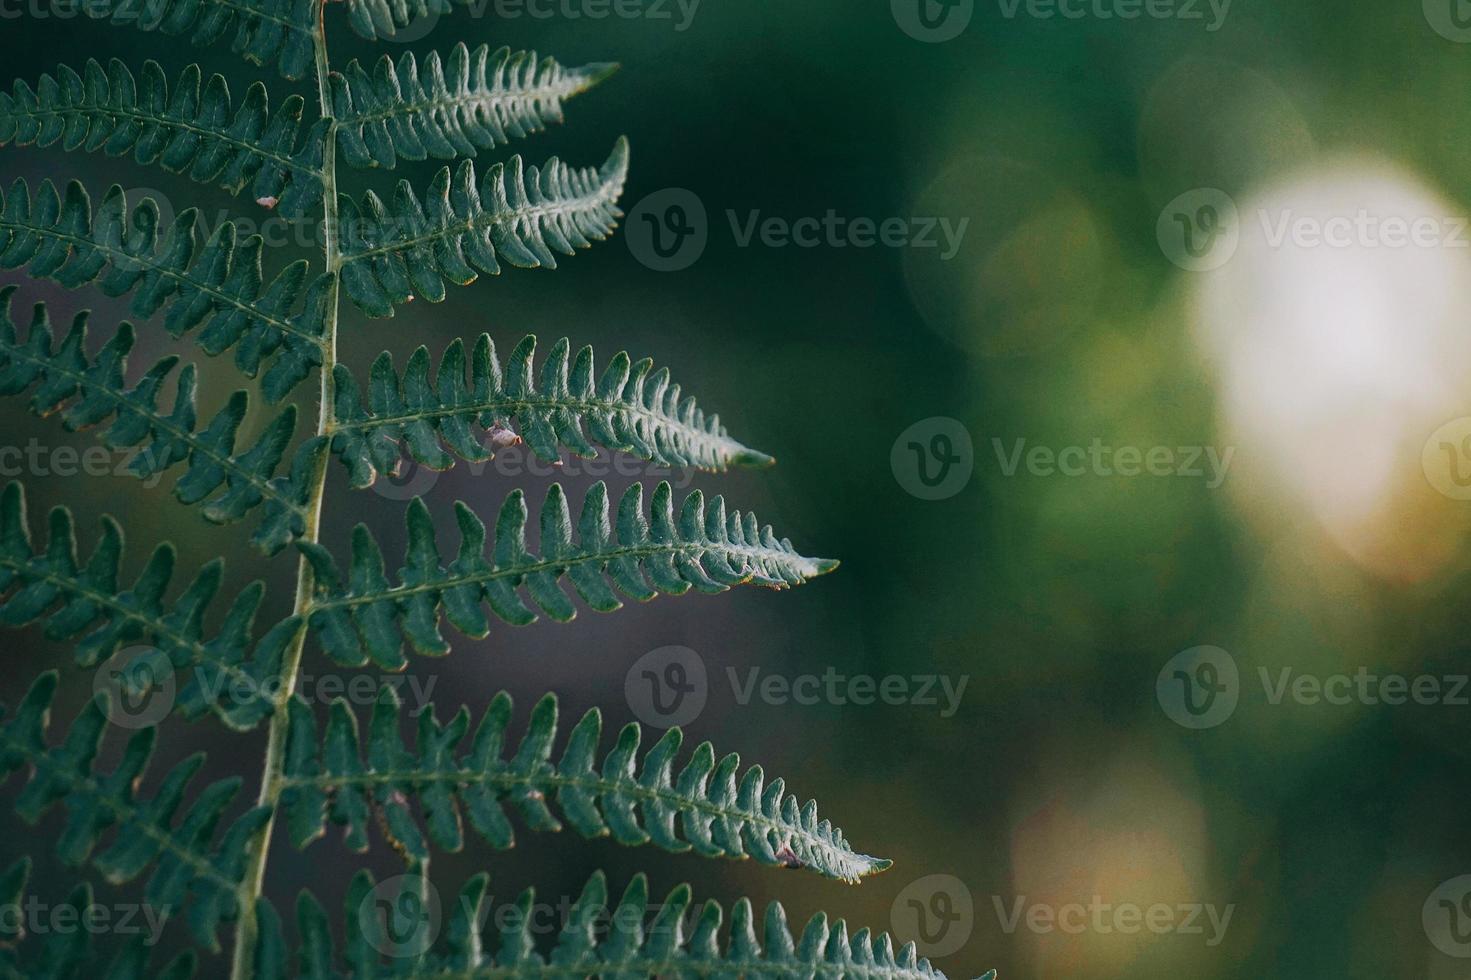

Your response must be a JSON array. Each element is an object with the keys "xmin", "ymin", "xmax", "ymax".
[
  {"xmin": 338, "ymin": 139, "xmax": 629, "ymax": 317},
  {"xmin": 332, "ymin": 44, "xmax": 617, "ymax": 170},
  {"xmin": 0, "ymin": 673, "xmax": 269, "ymax": 950},
  {"xmin": 253, "ymin": 869, "xmax": 959, "ymax": 979},
  {"xmin": 0, "ymin": 483, "xmax": 299, "ymax": 730},
  {"xmin": 329, "ymin": 333, "xmax": 773, "ymax": 489},
  {"xmin": 0, "ymin": 860, "xmax": 198, "ymax": 979},
  {"xmin": 297, "ymin": 481, "xmax": 837, "ymax": 668},
  {"xmin": 0, "ymin": 60, "xmax": 327, "ymax": 218},
  {"xmin": 0, "ymin": 290, "xmax": 326, "ymax": 554},
  {"xmin": 279, "ymin": 684, "xmax": 890, "ymax": 882},
  {"xmin": 0, "ymin": 180, "xmax": 329, "ymax": 403},
  {"xmin": 0, "ymin": 9, "xmax": 970, "ymax": 977},
  {"xmin": 77, "ymin": 0, "xmax": 316, "ymax": 81},
  {"xmin": 340, "ymin": 0, "xmax": 465, "ymax": 41}
]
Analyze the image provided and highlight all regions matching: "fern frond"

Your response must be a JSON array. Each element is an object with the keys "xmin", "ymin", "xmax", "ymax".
[
  {"xmin": 0, "ymin": 672, "xmax": 270, "ymax": 950},
  {"xmin": 76, "ymin": 0, "xmax": 317, "ymax": 81},
  {"xmin": 0, "ymin": 60, "xmax": 327, "ymax": 218},
  {"xmin": 298, "ymin": 481, "xmax": 836, "ymax": 669},
  {"xmin": 339, "ymin": 0, "xmax": 459, "ymax": 42},
  {"xmin": 331, "ymin": 44, "xmax": 617, "ymax": 171},
  {"xmin": 0, "ymin": 483, "xmax": 300, "ymax": 730},
  {"xmin": 0, "ymin": 859, "xmax": 199, "ymax": 979},
  {"xmin": 330, "ymin": 333, "xmax": 772, "ymax": 489},
  {"xmin": 0, "ymin": 291, "xmax": 326, "ymax": 554},
  {"xmin": 0, "ymin": 180, "xmax": 330, "ymax": 403},
  {"xmin": 338, "ymin": 138, "xmax": 629, "ymax": 317},
  {"xmin": 253, "ymin": 869, "xmax": 963, "ymax": 979},
  {"xmin": 279, "ymin": 684, "xmax": 890, "ymax": 882}
]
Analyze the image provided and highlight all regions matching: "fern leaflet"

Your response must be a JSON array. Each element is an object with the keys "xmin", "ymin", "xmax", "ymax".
[
  {"xmin": 75, "ymin": 0, "xmax": 317, "ymax": 81},
  {"xmin": 0, "ymin": 180, "xmax": 330, "ymax": 403},
  {"xmin": 298, "ymin": 481, "xmax": 836, "ymax": 668},
  {"xmin": 332, "ymin": 44, "xmax": 616, "ymax": 170},
  {"xmin": 0, "ymin": 859, "xmax": 199, "ymax": 979},
  {"xmin": 0, "ymin": 60, "xmax": 327, "ymax": 218},
  {"xmin": 338, "ymin": 139, "xmax": 629, "ymax": 317},
  {"xmin": 330, "ymin": 333, "xmax": 772, "ymax": 489},
  {"xmin": 253, "ymin": 869, "xmax": 964, "ymax": 979},
  {"xmin": 0, "ymin": 483, "xmax": 299, "ymax": 730},
  {"xmin": 279, "ymin": 684, "xmax": 889, "ymax": 882},
  {"xmin": 0, "ymin": 673, "xmax": 269, "ymax": 949},
  {"xmin": 0, "ymin": 290, "xmax": 325, "ymax": 554}
]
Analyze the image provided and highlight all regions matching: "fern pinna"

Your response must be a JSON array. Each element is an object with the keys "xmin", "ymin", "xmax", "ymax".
[{"xmin": 0, "ymin": 8, "xmax": 978, "ymax": 980}]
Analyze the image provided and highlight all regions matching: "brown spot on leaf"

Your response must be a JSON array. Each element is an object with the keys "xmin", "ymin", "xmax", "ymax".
[
  {"xmin": 773, "ymin": 843, "xmax": 804, "ymax": 869},
  {"xmin": 488, "ymin": 425, "xmax": 523, "ymax": 449}
]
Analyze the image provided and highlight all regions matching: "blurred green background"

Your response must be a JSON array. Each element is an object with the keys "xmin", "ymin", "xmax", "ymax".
[{"xmin": 8, "ymin": 0, "xmax": 1471, "ymax": 977}]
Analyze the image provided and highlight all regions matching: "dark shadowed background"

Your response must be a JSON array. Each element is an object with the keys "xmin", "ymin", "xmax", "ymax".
[{"xmin": 7, "ymin": 0, "xmax": 1471, "ymax": 977}]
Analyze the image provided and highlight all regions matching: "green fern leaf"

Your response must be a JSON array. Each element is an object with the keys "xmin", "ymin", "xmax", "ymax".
[
  {"xmin": 0, "ymin": 291, "xmax": 326, "ymax": 554},
  {"xmin": 331, "ymin": 44, "xmax": 616, "ymax": 170},
  {"xmin": 338, "ymin": 138, "xmax": 629, "ymax": 317},
  {"xmin": 0, "ymin": 860, "xmax": 199, "ymax": 979},
  {"xmin": 76, "ymin": 0, "xmax": 317, "ymax": 81},
  {"xmin": 339, "ymin": 0, "xmax": 461, "ymax": 42},
  {"xmin": 279, "ymin": 683, "xmax": 889, "ymax": 882},
  {"xmin": 253, "ymin": 869, "xmax": 969, "ymax": 979},
  {"xmin": 0, "ymin": 483, "xmax": 300, "ymax": 730},
  {"xmin": 297, "ymin": 481, "xmax": 836, "ymax": 669},
  {"xmin": 0, "ymin": 60, "xmax": 327, "ymax": 218},
  {"xmin": 0, "ymin": 180, "xmax": 330, "ymax": 403},
  {"xmin": 0, "ymin": 672, "xmax": 270, "ymax": 950},
  {"xmin": 330, "ymin": 333, "xmax": 773, "ymax": 489}
]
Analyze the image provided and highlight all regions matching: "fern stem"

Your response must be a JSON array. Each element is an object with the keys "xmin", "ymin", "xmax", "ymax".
[{"xmin": 228, "ymin": 2, "xmax": 341, "ymax": 976}]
